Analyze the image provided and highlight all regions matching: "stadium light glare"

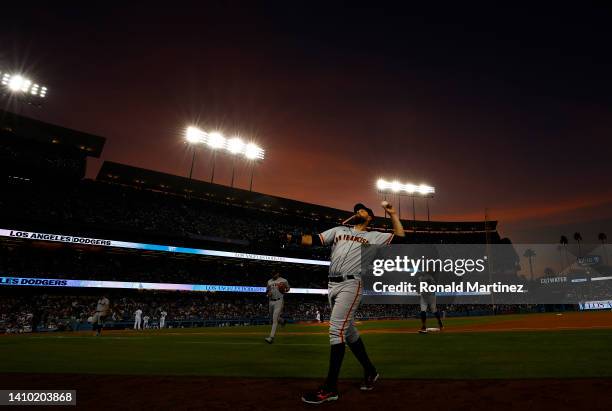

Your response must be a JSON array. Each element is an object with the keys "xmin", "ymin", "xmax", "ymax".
[
  {"xmin": 376, "ymin": 178, "xmax": 435, "ymax": 196},
  {"xmin": 8, "ymin": 75, "xmax": 26, "ymax": 91},
  {"xmin": 245, "ymin": 143, "xmax": 264, "ymax": 160},
  {"xmin": 207, "ymin": 132, "xmax": 226, "ymax": 149},
  {"xmin": 419, "ymin": 184, "xmax": 435, "ymax": 195},
  {"xmin": 184, "ymin": 125, "xmax": 264, "ymax": 160},
  {"xmin": 0, "ymin": 72, "xmax": 48, "ymax": 98},
  {"xmin": 227, "ymin": 137, "xmax": 245, "ymax": 154},
  {"xmin": 185, "ymin": 126, "xmax": 206, "ymax": 144}
]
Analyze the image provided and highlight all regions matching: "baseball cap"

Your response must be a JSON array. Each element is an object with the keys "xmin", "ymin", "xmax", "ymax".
[{"xmin": 354, "ymin": 203, "xmax": 374, "ymax": 218}]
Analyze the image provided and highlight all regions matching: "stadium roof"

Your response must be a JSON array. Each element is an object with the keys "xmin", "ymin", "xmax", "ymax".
[
  {"xmin": 97, "ymin": 161, "xmax": 498, "ymax": 233},
  {"xmin": 0, "ymin": 109, "xmax": 105, "ymax": 158}
]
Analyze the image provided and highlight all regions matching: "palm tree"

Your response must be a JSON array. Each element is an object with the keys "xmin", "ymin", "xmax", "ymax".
[
  {"xmin": 560, "ymin": 235, "xmax": 569, "ymax": 268},
  {"xmin": 573, "ymin": 232, "xmax": 583, "ymax": 257},
  {"xmin": 599, "ymin": 232, "xmax": 608, "ymax": 265},
  {"xmin": 523, "ymin": 248, "xmax": 536, "ymax": 281}
]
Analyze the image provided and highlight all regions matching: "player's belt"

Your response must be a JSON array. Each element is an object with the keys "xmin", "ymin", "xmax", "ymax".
[
  {"xmin": 328, "ymin": 275, "xmax": 356, "ymax": 282},
  {"xmin": 270, "ymin": 297, "xmax": 282, "ymax": 301}
]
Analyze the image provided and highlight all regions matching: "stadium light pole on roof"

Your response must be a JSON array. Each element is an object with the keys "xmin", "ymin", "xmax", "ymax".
[
  {"xmin": 185, "ymin": 127, "xmax": 206, "ymax": 181},
  {"xmin": 245, "ymin": 142, "xmax": 265, "ymax": 191},
  {"xmin": 206, "ymin": 132, "xmax": 226, "ymax": 183},
  {"xmin": 376, "ymin": 179, "xmax": 435, "ymax": 229},
  {"xmin": 184, "ymin": 126, "xmax": 264, "ymax": 188},
  {"xmin": 227, "ymin": 136, "xmax": 246, "ymax": 188}
]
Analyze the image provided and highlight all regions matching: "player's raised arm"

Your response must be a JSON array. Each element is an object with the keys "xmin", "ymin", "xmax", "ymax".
[{"xmin": 381, "ymin": 201, "xmax": 405, "ymax": 237}]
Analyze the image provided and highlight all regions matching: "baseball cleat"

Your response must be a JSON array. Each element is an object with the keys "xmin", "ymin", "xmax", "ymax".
[
  {"xmin": 360, "ymin": 373, "xmax": 379, "ymax": 391},
  {"xmin": 264, "ymin": 337, "xmax": 274, "ymax": 344},
  {"xmin": 418, "ymin": 328, "xmax": 428, "ymax": 334},
  {"xmin": 301, "ymin": 387, "xmax": 339, "ymax": 404}
]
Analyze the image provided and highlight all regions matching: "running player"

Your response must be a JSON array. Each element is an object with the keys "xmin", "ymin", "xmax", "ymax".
[{"xmin": 265, "ymin": 271, "xmax": 290, "ymax": 344}]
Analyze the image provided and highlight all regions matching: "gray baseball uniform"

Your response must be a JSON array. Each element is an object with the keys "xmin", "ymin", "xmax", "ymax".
[
  {"xmin": 418, "ymin": 273, "xmax": 437, "ymax": 312},
  {"xmin": 134, "ymin": 309, "xmax": 142, "ymax": 330},
  {"xmin": 267, "ymin": 277, "xmax": 289, "ymax": 338},
  {"xmin": 92, "ymin": 297, "xmax": 110, "ymax": 326},
  {"xmin": 319, "ymin": 226, "xmax": 393, "ymax": 344}
]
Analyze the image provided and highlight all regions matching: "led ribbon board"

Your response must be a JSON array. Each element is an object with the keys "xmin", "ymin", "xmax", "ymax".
[
  {"xmin": 0, "ymin": 229, "xmax": 330, "ymax": 266},
  {"xmin": 0, "ymin": 276, "xmax": 328, "ymax": 295}
]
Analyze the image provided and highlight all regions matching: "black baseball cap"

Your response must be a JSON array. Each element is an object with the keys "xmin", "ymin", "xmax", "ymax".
[{"xmin": 354, "ymin": 203, "xmax": 374, "ymax": 218}]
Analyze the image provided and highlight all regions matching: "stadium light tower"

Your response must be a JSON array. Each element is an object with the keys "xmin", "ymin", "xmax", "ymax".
[
  {"xmin": 184, "ymin": 126, "xmax": 265, "ymax": 188},
  {"xmin": 227, "ymin": 137, "xmax": 245, "ymax": 187},
  {"xmin": 0, "ymin": 71, "xmax": 48, "ymax": 107},
  {"xmin": 244, "ymin": 142, "xmax": 264, "ymax": 191},
  {"xmin": 185, "ymin": 127, "xmax": 206, "ymax": 181},
  {"xmin": 206, "ymin": 132, "xmax": 226, "ymax": 183},
  {"xmin": 376, "ymin": 179, "xmax": 435, "ymax": 223}
]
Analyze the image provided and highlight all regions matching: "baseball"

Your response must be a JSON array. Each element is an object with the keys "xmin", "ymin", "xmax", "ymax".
[{"xmin": 381, "ymin": 200, "xmax": 389, "ymax": 208}]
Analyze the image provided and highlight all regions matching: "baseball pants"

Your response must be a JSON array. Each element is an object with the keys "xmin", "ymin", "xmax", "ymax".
[
  {"xmin": 328, "ymin": 279, "xmax": 362, "ymax": 345},
  {"xmin": 420, "ymin": 294, "xmax": 437, "ymax": 312},
  {"xmin": 269, "ymin": 299, "xmax": 284, "ymax": 338},
  {"xmin": 134, "ymin": 318, "xmax": 141, "ymax": 330}
]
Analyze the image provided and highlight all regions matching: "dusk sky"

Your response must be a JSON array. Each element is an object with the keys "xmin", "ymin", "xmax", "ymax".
[{"xmin": 2, "ymin": 3, "xmax": 611, "ymax": 243}]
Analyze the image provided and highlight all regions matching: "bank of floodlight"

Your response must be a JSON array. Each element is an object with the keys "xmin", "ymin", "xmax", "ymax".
[
  {"xmin": 1, "ymin": 71, "xmax": 48, "ymax": 98},
  {"xmin": 376, "ymin": 179, "xmax": 435, "ymax": 196},
  {"xmin": 184, "ymin": 126, "xmax": 265, "ymax": 160}
]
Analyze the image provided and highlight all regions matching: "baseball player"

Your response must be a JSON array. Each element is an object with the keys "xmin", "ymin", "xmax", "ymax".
[
  {"xmin": 289, "ymin": 201, "xmax": 406, "ymax": 404},
  {"xmin": 134, "ymin": 308, "xmax": 142, "ymax": 330},
  {"xmin": 315, "ymin": 309, "xmax": 321, "ymax": 323},
  {"xmin": 92, "ymin": 295, "xmax": 110, "ymax": 337},
  {"xmin": 418, "ymin": 273, "xmax": 443, "ymax": 333},
  {"xmin": 160, "ymin": 310, "xmax": 167, "ymax": 329},
  {"xmin": 265, "ymin": 271, "xmax": 290, "ymax": 344},
  {"xmin": 143, "ymin": 315, "xmax": 150, "ymax": 329}
]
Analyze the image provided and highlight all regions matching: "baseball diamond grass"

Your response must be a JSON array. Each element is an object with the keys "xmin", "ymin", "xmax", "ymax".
[{"xmin": 2, "ymin": 315, "xmax": 612, "ymax": 379}]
